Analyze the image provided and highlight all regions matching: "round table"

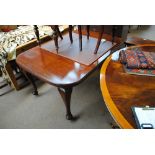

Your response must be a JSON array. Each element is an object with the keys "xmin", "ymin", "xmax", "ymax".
[{"xmin": 100, "ymin": 44, "xmax": 155, "ymax": 129}]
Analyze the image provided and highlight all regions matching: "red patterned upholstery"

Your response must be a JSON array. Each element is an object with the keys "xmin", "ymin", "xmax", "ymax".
[{"xmin": 119, "ymin": 49, "xmax": 155, "ymax": 69}]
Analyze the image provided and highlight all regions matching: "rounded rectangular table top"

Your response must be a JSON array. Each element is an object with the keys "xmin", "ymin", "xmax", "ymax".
[
  {"xmin": 16, "ymin": 46, "xmax": 95, "ymax": 87},
  {"xmin": 16, "ymin": 32, "xmax": 115, "ymax": 87}
]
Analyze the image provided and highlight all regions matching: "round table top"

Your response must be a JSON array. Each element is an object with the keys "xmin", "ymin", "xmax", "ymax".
[{"xmin": 100, "ymin": 44, "xmax": 155, "ymax": 129}]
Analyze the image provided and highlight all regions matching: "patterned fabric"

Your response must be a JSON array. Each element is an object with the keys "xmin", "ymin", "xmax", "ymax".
[
  {"xmin": 0, "ymin": 25, "xmax": 66, "ymax": 84},
  {"xmin": 119, "ymin": 49, "xmax": 155, "ymax": 69},
  {"xmin": 143, "ymin": 52, "xmax": 155, "ymax": 69},
  {"xmin": 135, "ymin": 50, "xmax": 148, "ymax": 69},
  {"xmin": 125, "ymin": 50, "xmax": 141, "ymax": 69},
  {"xmin": 119, "ymin": 50, "xmax": 127, "ymax": 64}
]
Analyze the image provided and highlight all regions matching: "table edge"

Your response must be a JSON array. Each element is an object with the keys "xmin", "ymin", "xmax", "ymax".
[{"xmin": 100, "ymin": 56, "xmax": 134, "ymax": 129}]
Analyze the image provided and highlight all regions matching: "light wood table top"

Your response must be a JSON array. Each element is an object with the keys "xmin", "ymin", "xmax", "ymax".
[{"xmin": 100, "ymin": 44, "xmax": 155, "ymax": 129}]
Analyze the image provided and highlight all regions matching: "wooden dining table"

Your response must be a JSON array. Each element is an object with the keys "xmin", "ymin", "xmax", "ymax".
[
  {"xmin": 16, "ymin": 31, "xmax": 118, "ymax": 120},
  {"xmin": 100, "ymin": 44, "xmax": 155, "ymax": 128}
]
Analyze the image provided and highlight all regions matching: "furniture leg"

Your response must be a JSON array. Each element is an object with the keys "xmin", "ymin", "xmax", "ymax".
[
  {"xmin": 53, "ymin": 34, "xmax": 59, "ymax": 53},
  {"xmin": 78, "ymin": 25, "xmax": 82, "ymax": 51},
  {"xmin": 50, "ymin": 26, "xmax": 59, "ymax": 52},
  {"xmin": 22, "ymin": 71, "xmax": 38, "ymax": 95},
  {"xmin": 86, "ymin": 25, "xmax": 90, "ymax": 40},
  {"xmin": 55, "ymin": 25, "xmax": 63, "ymax": 40},
  {"xmin": 94, "ymin": 26, "xmax": 104, "ymax": 54},
  {"xmin": 5, "ymin": 62, "xmax": 20, "ymax": 90},
  {"xmin": 10, "ymin": 60, "xmax": 20, "ymax": 74},
  {"xmin": 112, "ymin": 25, "xmax": 116, "ymax": 44},
  {"xmin": 69, "ymin": 25, "xmax": 73, "ymax": 43},
  {"xmin": 58, "ymin": 87, "xmax": 74, "ymax": 120},
  {"xmin": 34, "ymin": 25, "xmax": 41, "ymax": 46},
  {"xmin": 110, "ymin": 123, "xmax": 120, "ymax": 129}
]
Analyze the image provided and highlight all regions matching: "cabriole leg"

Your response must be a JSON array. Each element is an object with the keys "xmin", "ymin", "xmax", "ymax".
[{"xmin": 58, "ymin": 87, "xmax": 74, "ymax": 120}]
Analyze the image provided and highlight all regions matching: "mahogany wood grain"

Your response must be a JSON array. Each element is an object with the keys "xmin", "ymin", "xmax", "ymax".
[
  {"xmin": 125, "ymin": 36, "xmax": 155, "ymax": 46},
  {"xmin": 16, "ymin": 36, "xmax": 115, "ymax": 119},
  {"xmin": 16, "ymin": 46, "xmax": 103, "ymax": 87},
  {"xmin": 5, "ymin": 26, "xmax": 69, "ymax": 91},
  {"xmin": 58, "ymin": 87, "xmax": 73, "ymax": 120},
  {"xmin": 100, "ymin": 44, "xmax": 155, "ymax": 128}
]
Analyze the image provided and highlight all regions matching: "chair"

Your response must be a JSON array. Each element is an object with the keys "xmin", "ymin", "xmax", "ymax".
[
  {"xmin": 66, "ymin": 25, "xmax": 103, "ymax": 53},
  {"xmin": 62, "ymin": 25, "xmax": 116, "ymax": 54},
  {"xmin": 33, "ymin": 25, "xmax": 63, "ymax": 51},
  {"xmin": 34, "ymin": 25, "xmax": 116, "ymax": 54}
]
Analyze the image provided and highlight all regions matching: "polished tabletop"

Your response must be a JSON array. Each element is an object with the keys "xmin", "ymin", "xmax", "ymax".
[
  {"xmin": 16, "ymin": 45, "xmax": 110, "ymax": 87},
  {"xmin": 100, "ymin": 44, "xmax": 155, "ymax": 129},
  {"xmin": 126, "ymin": 36, "xmax": 155, "ymax": 45},
  {"xmin": 16, "ymin": 30, "xmax": 117, "ymax": 88},
  {"xmin": 16, "ymin": 31, "xmax": 118, "ymax": 120}
]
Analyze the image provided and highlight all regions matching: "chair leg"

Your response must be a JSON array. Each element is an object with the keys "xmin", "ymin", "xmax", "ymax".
[
  {"xmin": 94, "ymin": 26, "xmax": 104, "ymax": 54},
  {"xmin": 86, "ymin": 25, "xmax": 90, "ymax": 40},
  {"xmin": 50, "ymin": 26, "xmax": 59, "ymax": 52},
  {"xmin": 112, "ymin": 25, "xmax": 116, "ymax": 44},
  {"xmin": 69, "ymin": 25, "xmax": 73, "ymax": 43},
  {"xmin": 58, "ymin": 87, "xmax": 74, "ymax": 120},
  {"xmin": 34, "ymin": 25, "xmax": 41, "ymax": 46},
  {"xmin": 53, "ymin": 33, "xmax": 59, "ymax": 53},
  {"xmin": 55, "ymin": 25, "xmax": 63, "ymax": 40},
  {"xmin": 78, "ymin": 25, "xmax": 82, "ymax": 51}
]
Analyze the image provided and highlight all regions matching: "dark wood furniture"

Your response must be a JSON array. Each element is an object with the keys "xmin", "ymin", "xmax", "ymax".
[
  {"xmin": 34, "ymin": 25, "xmax": 91, "ymax": 52},
  {"xmin": 87, "ymin": 25, "xmax": 129, "ymax": 40},
  {"xmin": 16, "ymin": 32, "xmax": 118, "ymax": 120},
  {"xmin": 79, "ymin": 25, "xmax": 129, "ymax": 53},
  {"xmin": 3, "ymin": 26, "xmax": 68, "ymax": 90},
  {"xmin": 34, "ymin": 25, "xmax": 74, "ymax": 50},
  {"xmin": 100, "ymin": 44, "xmax": 155, "ymax": 128},
  {"xmin": 94, "ymin": 26, "xmax": 117, "ymax": 54},
  {"xmin": 34, "ymin": 25, "xmax": 119, "ymax": 54},
  {"xmin": 125, "ymin": 36, "xmax": 155, "ymax": 46},
  {"xmin": 75, "ymin": 25, "xmax": 117, "ymax": 53},
  {"xmin": 34, "ymin": 25, "xmax": 63, "ymax": 51},
  {"xmin": 3, "ymin": 34, "xmax": 53, "ymax": 90}
]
